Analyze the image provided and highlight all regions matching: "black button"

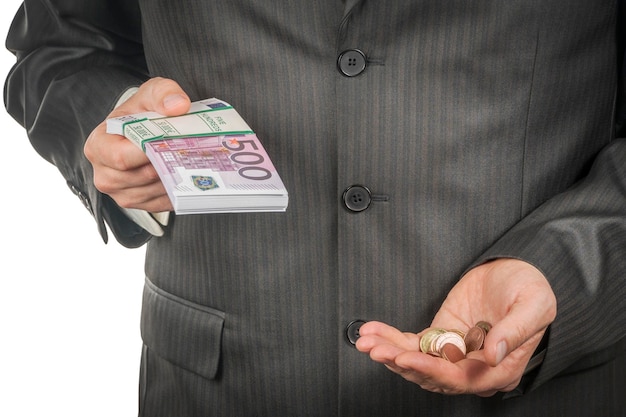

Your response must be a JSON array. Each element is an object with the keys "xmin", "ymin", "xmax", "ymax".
[
  {"xmin": 345, "ymin": 320, "xmax": 367, "ymax": 346},
  {"xmin": 343, "ymin": 185, "xmax": 372, "ymax": 212},
  {"xmin": 337, "ymin": 49, "xmax": 367, "ymax": 77}
]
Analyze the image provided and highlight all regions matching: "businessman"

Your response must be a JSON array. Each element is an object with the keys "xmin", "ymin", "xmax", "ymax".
[{"xmin": 5, "ymin": 1, "xmax": 626, "ymax": 416}]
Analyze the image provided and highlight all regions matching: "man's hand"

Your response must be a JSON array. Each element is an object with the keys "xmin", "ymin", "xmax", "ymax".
[
  {"xmin": 84, "ymin": 77, "xmax": 191, "ymax": 212},
  {"xmin": 355, "ymin": 258, "xmax": 557, "ymax": 397}
]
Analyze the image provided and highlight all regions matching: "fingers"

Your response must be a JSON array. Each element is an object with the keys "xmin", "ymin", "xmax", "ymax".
[
  {"xmin": 373, "ymin": 344, "xmax": 524, "ymax": 396},
  {"xmin": 357, "ymin": 322, "xmax": 467, "ymax": 394},
  {"xmin": 110, "ymin": 77, "xmax": 191, "ymax": 118},
  {"xmin": 83, "ymin": 77, "xmax": 188, "ymax": 212},
  {"xmin": 392, "ymin": 350, "xmax": 473, "ymax": 394},
  {"xmin": 357, "ymin": 322, "xmax": 505, "ymax": 394},
  {"xmin": 481, "ymin": 263, "xmax": 557, "ymax": 367},
  {"xmin": 356, "ymin": 321, "xmax": 421, "ymax": 353},
  {"xmin": 85, "ymin": 123, "xmax": 147, "ymax": 170},
  {"xmin": 354, "ymin": 260, "xmax": 557, "ymax": 396},
  {"xmin": 92, "ymin": 77, "xmax": 191, "ymax": 179}
]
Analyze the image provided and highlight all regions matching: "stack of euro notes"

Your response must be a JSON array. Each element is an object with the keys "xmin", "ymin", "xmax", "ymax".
[{"xmin": 106, "ymin": 98, "xmax": 288, "ymax": 214}]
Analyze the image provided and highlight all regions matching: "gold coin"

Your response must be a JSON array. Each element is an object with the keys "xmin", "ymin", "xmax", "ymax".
[
  {"xmin": 420, "ymin": 328, "xmax": 447, "ymax": 354},
  {"xmin": 450, "ymin": 329, "xmax": 466, "ymax": 338}
]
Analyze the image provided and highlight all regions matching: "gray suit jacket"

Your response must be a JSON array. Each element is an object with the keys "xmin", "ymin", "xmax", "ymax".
[{"xmin": 5, "ymin": 1, "xmax": 626, "ymax": 416}]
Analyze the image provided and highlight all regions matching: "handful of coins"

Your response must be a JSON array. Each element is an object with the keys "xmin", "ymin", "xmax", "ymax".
[{"xmin": 419, "ymin": 321, "xmax": 492, "ymax": 363}]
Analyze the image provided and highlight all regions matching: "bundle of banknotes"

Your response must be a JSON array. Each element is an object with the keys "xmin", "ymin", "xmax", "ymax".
[{"xmin": 106, "ymin": 98, "xmax": 288, "ymax": 214}]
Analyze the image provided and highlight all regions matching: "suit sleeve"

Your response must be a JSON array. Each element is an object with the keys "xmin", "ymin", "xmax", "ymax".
[
  {"xmin": 475, "ymin": 137, "xmax": 626, "ymax": 393},
  {"xmin": 4, "ymin": 0, "xmax": 152, "ymax": 247}
]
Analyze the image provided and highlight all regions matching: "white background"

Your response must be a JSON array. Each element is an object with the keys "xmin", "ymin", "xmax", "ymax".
[{"xmin": 0, "ymin": 2, "xmax": 146, "ymax": 416}]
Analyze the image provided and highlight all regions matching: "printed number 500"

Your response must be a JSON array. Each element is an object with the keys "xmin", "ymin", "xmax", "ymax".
[{"xmin": 222, "ymin": 138, "xmax": 272, "ymax": 181}]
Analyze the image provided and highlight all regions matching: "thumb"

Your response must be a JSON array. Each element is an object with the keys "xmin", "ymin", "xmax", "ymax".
[
  {"xmin": 482, "ymin": 291, "xmax": 556, "ymax": 367},
  {"xmin": 159, "ymin": 91, "xmax": 191, "ymax": 116},
  {"xmin": 117, "ymin": 77, "xmax": 191, "ymax": 117}
]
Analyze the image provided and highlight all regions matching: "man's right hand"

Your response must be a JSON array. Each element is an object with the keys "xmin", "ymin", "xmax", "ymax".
[{"xmin": 84, "ymin": 77, "xmax": 191, "ymax": 213}]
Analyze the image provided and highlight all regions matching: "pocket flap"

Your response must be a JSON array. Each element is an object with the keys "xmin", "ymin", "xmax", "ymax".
[{"xmin": 140, "ymin": 279, "xmax": 225, "ymax": 380}]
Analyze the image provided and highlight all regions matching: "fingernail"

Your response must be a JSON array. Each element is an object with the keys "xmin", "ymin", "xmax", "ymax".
[
  {"xmin": 163, "ymin": 94, "xmax": 186, "ymax": 110},
  {"xmin": 496, "ymin": 340, "xmax": 508, "ymax": 365}
]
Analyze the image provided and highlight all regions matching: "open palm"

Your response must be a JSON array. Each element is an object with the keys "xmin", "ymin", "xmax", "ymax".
[{"xmin": 356, "ymin": 258, "xmax": 557, "ymax": 396}]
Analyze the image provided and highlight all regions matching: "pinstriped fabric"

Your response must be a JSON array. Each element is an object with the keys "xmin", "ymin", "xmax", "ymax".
[
  {"xmin": 141, "ymin": 2, "xmax": 344, "ymax": 416},
  {"xmin": 479, "ymin": 140, "xmax": 626, "ymax": 391},
  {"xmin": 129, "ymin": 1, "xmax": 625, "ymax": 416},
  {"xmin": 5, "ymin": 0, "xmax": 625, "ymax": 416}
]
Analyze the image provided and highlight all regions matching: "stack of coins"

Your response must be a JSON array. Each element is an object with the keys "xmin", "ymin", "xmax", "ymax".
[{"xmin": 419, "ymin": 321, "xmax": 491, "ymax": 363}]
